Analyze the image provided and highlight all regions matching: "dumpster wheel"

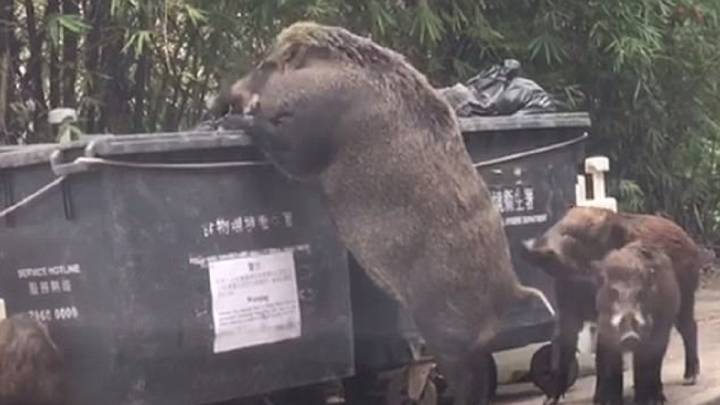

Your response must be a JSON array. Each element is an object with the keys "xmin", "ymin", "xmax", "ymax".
[
  {"xmin": 529, "ymin": 343, "xmax": 579, "ymax": 395},
  {"xmin": 432, "ymin": 353, "xmax": 497, "ymax": 404},
  {"xmin": 384, "ymin": 365, "xmax": 438, "ymax": 405},
  {"xmin": 487, "ymin": 353, "xmax": 498, "ymax": 400}
]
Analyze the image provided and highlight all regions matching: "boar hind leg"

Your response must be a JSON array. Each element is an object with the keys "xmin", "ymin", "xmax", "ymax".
[
  {"xmin": 435, "ymin": 347, "xmax": 493, "ymax": 405},
  {"xmin": 632, "ymin": 327, "xmax": 671, "ymax": 405},
  {"xmin": 675, "ymin": 291, "xmax": 699, "ymax": 385},
  {"xmin": 593, "ymin": 340, "xmax": 624, "ymax": 405},
  {"xmin": 412, "ymin": 304, "xmax": 497, "ymax": 405}
]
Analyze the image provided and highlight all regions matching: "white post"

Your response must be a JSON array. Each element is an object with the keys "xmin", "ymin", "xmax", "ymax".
[
  {"xmin": 48, "ymin": 108, "xmax": 78, "ymax": 142},
  {"xmin": 579, "ymin": 156, "xmax": 617, "ymax": 212},
  {"xmin": 575, "ymin": 156, "xmax": 616, "ymax": 357},
  {"xmin": 576, "ymin": 174, "xmax": 587, "ymax": 205}
]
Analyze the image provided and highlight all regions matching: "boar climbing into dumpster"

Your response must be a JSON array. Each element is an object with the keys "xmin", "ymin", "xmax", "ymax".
[
  {"xmin": 592, "ymin": 241, "xmax": 680, "ymax": 405},
  {"xmin": 521, "ymin": 206, "xmax": 703, "ymax": 404},
  {"xmin": 211, "ymin": 21, "xmax": 555, "ymax": 405},
  {"xmin": 0, "ymin": 314, "xmax": 67, "ymax": 405}
]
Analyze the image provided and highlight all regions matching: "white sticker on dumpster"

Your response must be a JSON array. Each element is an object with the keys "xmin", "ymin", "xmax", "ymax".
[{"xmin": 208, "ymin": 250, "xmax": 301, "ymax": 353}]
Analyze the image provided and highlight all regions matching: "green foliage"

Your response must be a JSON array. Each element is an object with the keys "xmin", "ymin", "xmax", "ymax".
[{"xmin": 1, "ymin": 0, "xmax": 719, "ymax": 244}]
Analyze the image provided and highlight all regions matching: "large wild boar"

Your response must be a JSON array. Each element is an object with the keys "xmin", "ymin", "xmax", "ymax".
[
  {"xmin": 521, "ymin": 206, "xmax": 702, "ymax": 404},
  {"xmin": 0, "ymin": 314, "xmax": 67, "ymax": 405},
  {"xmin": 212, "ymin": 21, "xmax": 554, "ymax": 405},
  {"xmin": 593, "ymin": 241, "xmax": 680, "ymax": 405}
]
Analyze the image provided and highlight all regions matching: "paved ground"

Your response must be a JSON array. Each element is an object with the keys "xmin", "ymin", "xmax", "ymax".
[{"xmin": 494, "ymin": 281, "xmax": 720, "ymax": 405}]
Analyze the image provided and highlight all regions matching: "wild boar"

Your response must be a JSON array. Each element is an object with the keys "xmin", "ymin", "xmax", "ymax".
[
  {"xmin": 593, "ymin": 241, "xmax": 680, "ymax": 405},
  {"xmin": 521, "ymin": 206, "xmax": 702, "ymax": 404},
  {"xmin": 212, "ymin": 21, "xmax": 554, "ymax": 405}
]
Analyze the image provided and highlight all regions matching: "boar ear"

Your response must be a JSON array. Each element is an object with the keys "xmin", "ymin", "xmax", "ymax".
[
  {"xmin": 589, "ymin": 260, "xmax": 605, "ymax": 286},
  {"xmin": 637, "ymin": 245, "xmax": 655, "ymax": 260},
  {"xmin": 608, "ymin": 221, "xmax": 627, "ymax": 250},
  {"xmin": 284, "ymin": 43, "xmax": 330, "ymax": 70}
]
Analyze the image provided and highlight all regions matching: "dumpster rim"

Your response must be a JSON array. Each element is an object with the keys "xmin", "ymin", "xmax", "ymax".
[
  {"xmin": 0, "ymin": 131, "xmax": 252, "ymax": 169},
  {"xmin": 459, "ymin": 112, "xmax": 591, "ymax": 133}
]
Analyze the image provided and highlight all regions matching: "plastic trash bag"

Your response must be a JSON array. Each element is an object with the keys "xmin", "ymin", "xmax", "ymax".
[{"xmin": 438, "ymin": 59, "xmax": 557, "ymax": 117}]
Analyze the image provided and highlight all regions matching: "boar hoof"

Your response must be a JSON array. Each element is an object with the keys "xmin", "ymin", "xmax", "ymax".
[
  {"xmin": 542, "ymin": 397, "xmax": 560, "ymax": 405},
  {"xmin": 593, "ymin": 395, "xmax": 624, "ymax": 405},
  {"xmin": 682, "ymin": 374, "xmax": 697, "ymax": 386},
  {"xmin": 635, "ymin": 391, "xmax": 666, "ymax": 405},
  {"xmin": 635, "ymin": 400, "xmax": 666, "ymax": 405}
]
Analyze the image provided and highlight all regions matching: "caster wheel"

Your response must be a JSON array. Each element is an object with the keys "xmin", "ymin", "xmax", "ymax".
[
  {"xmin": 385, "ymin": 369, "xmax": 438, "ymax": 405},
  {"xmin": 529, "ymin": 344, "xmax": 579, "ymax": 395},
  {"xmin": 430, "ymin": 354, "xmax": 497, "ymax": 405},
  {"xmin": 487, "ymin": 353, "xmax": 498, "ymax": 400}
]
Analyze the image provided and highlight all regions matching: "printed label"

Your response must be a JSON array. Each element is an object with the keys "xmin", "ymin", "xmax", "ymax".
[
  {"xmin": 208, "ymin": 250, "xmax": 301, "ymax": 353},
  {"xmin": 490, "ymin": 185, "xmax": 548, "ymax": 227},
  {"xmin": 201, "ymin": 211, "xmax": 294, "ymax": 238},
  {"xmin": 14, "ymin": 263, "xmax": 82, "ymax": 324}
]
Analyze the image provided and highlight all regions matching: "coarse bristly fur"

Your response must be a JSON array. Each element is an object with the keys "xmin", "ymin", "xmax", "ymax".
[
  {"xmin": 522, "ymin": 206, "xmax": 703, "ymax": 404},
  {"xmin": 216, "ymin": 21, "xmax": 555, "ymax": 405},
  {"xmin": 0, "ymin": 314, "xmax": 67, "ymax": 405}
]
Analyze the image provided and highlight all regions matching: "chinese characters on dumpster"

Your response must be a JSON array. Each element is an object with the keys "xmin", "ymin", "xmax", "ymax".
[
  {"xmin": 16, "ymin": 263, "xmax": 81, "ymax": 323},
  {"xmin": 489, "ymin": 185, "xmax": 548, "ymax": 226},
  {"xmin": 201, "ymin": 211, "xmax": 294, "ymax": 238}
]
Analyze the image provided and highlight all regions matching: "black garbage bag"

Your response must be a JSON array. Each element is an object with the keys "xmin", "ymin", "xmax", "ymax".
[{"xmin": 438, "ymin": 59, "xmax": 557, "ymax": 117}]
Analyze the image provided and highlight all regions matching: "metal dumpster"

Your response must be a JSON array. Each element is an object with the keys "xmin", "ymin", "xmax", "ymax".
[
  {"xmin": 348, "ymin": 112, "xmax": 590, "ymax": 392},
  {"xmin": 0, "ymin": 131, "xmax": 354, "ymax": 405}
]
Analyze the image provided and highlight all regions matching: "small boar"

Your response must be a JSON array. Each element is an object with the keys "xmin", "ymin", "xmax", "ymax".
[
  {"xmin": 593, "ymin": 241, "xmax": 680, "ymax": 405},
  {"xmin": 520, "ymin": 206, "xmax": 701, "ymax": 404},
  {"xmin": 0, "ymin": 314, "xmax": 67, "ymax": 405},
  {"xmin": 213, "ymin": 21, "xmax": 553, "ymax": 405}
]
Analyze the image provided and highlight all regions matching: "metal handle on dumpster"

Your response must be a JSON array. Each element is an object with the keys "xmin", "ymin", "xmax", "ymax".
[
  {"xmin": 0, "ymin": 175, "xmax": 66, "ymax": 219},
  {"xmin": 49, "ymin": 132, "xmax": 269, "ymax": 176},
  {"xmin": 473, "ymin": 132, "xmax": 588, "ymax": 168},
  {"xmin": 50, "ymin": 148, "xmax": 94, "ymax": 176},
  {"xmin": 84, "ymin": 130, "xmax": 251, "ymax": 156},
  {"xmin": 6, "ymin": 131, "xmax": 589, "ymax": 219}
]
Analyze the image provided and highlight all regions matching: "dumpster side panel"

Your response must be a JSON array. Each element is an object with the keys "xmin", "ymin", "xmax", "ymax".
[
  {"xmin": 101, "ymin": 153, "xmax": 354, "ymax": 404},
  {"xmin": 0, "ymin": 141, "xmax": 356, "ymax": 405},
  {"xmin": 471, "ymin": 130, "xmax": 586, "ymax": 350},
  {"xmin": 0, "ymin": 165, "xmax": 121, "ymax": 404}
]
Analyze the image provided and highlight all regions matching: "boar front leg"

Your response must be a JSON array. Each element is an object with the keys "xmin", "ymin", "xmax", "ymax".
[
  {"xmin": 220, "ymin": 112, "xmax": 336, "ymax": 180},
  {"xmin": 675, "ymin": 289, "xmax": 699, "ymax": 385},
  {"xmin": 542, "ymin": 308, "xmax": 583, "ymax": 405},
  {"xmin": 593, "ymin": 339, "xmax": 624, "ymax": 405},
  {"xmin": 633, "ymin": 326, "xmax": 672, "ymax": 405}
]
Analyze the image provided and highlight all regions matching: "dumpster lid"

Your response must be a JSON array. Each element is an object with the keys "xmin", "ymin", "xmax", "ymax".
[
  {"xmin": 0, "ymin": 130, "xmax": 251, "ymax": 169},
  {"xmin": 458, "ymin": 112, "xmax": 591, "ymax": 133}
]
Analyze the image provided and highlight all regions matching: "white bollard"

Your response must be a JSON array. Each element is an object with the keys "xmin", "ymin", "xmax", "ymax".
[
  {"xmin": 578, "ymin": 156, "xmax": 617, "ymax": 212},
  {"xmin": 48, "ymin": 108, "xmax": 77, "ymax": 125},
  {"xmin": 574, "ymin": 156, "xmax": 623, "ymax": 372}
]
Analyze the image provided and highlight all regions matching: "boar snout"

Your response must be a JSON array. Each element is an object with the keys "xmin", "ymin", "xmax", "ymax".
[
  {"xmin": 228, "ymin": 81, "xmax": 261, "ymax": 116},
  {"xmin": 520, "ymin": 236, "xmax": 550, "ymax": 260},
  {"xmin": 620, "ymin": 330, "xmax": 641, "ymax": 351},
  {"xmin": 612, "ymin": 310, "xmax": 648, "ymax": 351}
]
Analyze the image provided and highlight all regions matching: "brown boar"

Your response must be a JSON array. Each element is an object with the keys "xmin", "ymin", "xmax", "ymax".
[
  {"xmin": 213, "ymin": 21, "xmax": 554, "ymax": 405},
  {"xmin": 520, "ymin": 206, "xmax": 701, "ymax": 404},
  {"xmin": 593, "ymin": 241, "xmax": 680, "ymax": 405},
  {"xmin": 0, "ymin": 314, "xmax": 67, "ymax": 405}
]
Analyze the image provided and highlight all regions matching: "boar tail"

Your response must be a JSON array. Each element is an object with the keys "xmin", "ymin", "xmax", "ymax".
[{"xmin": 513, "ymin": 285, "xmax": 556, "ymax": 318}]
